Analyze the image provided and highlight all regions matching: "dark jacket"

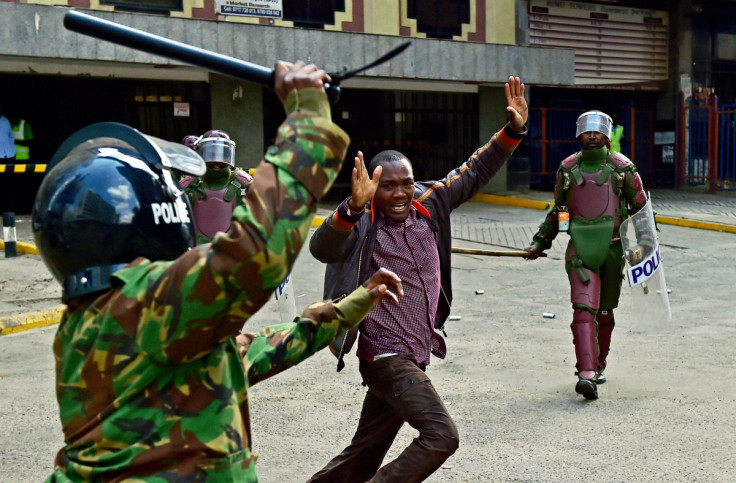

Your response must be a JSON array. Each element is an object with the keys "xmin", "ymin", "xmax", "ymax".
[{"xmin": 309, "ymin": 124, "xmax": 526, "ymax": 369}]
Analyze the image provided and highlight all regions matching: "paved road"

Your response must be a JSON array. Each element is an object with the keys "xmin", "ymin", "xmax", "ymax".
[{"xmin": 1, "ymin": 199, "xmax": 735, "ymax": 482}]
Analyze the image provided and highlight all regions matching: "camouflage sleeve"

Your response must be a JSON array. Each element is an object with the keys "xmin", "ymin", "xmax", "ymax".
[
  {"xmin": 623, "ymin": 166, "xmax": 648, "ymax": 215},
  {"xmin": 622, "ymin": 165, "xmax": 653, "ymax": 245},
  {"xmin": 530, "ymin": 168, "xmax": 564, "ymax": 249},
  {"xmin": 113, "ymin": 88, "xmax": 350, "ymax": 364},
  {"xmin": 237, "ymin": 286, "xmax": 373, "ymax": 385}
]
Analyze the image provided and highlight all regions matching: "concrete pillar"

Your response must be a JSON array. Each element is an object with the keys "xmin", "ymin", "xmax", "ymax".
[
  {"xmin": 210, "ymin": 74, "xmax": 264, "ymax": 170},
  {"xmin": 479, "ymin": 85, "xmax": 510, "ymax": 193}
]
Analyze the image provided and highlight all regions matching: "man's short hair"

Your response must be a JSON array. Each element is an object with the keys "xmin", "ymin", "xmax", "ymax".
[{"xmin": 368, "ymin": 150, "xmax": 410, "ymax": 177}]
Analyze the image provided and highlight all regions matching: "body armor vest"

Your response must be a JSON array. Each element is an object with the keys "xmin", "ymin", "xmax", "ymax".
[
  {"xmin": 568, "ymin": 171, "xmax": 622, "ymax": 229},
  {"xmin": 564, "ymin": 150, "xmax": 625, "ymax": 270},
  {"xmin": 181, "ymin": 169, "xmax": 252, "ymax": 240},
  {"xmin": 192, "ymin": 186, "xmax": 236, "ymax": 239}
]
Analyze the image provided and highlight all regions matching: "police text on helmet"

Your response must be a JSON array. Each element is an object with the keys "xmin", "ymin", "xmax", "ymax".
[{"xmin": 152, "ymin": 198, "xmax": 191, "ymax": 225}]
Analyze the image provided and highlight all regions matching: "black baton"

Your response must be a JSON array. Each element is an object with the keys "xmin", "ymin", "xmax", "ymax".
[
  {"xmin": 64, "ymin": 11, "xmax": 274, "ymax": 85},
  {"xmin": 63, "ymin": 10, "xmax": 411, "ymax": 104}
]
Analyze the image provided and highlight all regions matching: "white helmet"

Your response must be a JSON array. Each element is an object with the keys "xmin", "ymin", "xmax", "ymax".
[{"xmin": 575, "ymin": 110, "xmax": 613, "ymax": 140}]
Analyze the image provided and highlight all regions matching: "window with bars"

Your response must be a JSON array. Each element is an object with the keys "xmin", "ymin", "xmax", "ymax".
[
  {"xmin": 283, "ymin": 0, "xmax": 346, "ymax": 29},
  {"xmin": 263, "ymin": 86, "xmax": 477, "ymax": 201},
  {"xmin": 100, "ymin": 0, "xmax": 182, "ymax": 14},
  {"xmin": 407, "ymin": 0, "xmax": 470, "ymax": 40}
]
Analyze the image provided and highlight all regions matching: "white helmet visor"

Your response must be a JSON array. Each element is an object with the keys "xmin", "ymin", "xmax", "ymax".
[
  {"xmin": 197, "ymin": 137, "xmax": 236, "ymax": 168},
  {"xmin": 576, "ymin": 111, "xmax": 613, "ymax": 140}
]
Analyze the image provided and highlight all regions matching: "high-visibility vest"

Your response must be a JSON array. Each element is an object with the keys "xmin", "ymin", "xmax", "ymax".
[
  {"xmin": 12, "ymin": 119, "xmax": 33, "ymax": 161},
  {"xmin": 610, "ymin": 124, "xmax": 624, "ymax": 153}
]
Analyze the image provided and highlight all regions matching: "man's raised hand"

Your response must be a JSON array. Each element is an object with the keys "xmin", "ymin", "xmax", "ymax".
[
  {"xmin": 349, "ymin": 151, "xmax": 382, "ymax": 211},
  {"xmin": 505, "ymin": 76, "xmax": 528, "ymax": 133}
]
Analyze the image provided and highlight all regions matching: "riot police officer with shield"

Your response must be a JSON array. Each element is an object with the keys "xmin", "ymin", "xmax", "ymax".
[{"xmin": 524, "ymin": 110, "xmax": 648, "ymax": 400}]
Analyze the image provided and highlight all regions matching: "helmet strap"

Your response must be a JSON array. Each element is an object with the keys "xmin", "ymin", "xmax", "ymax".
[
  {"xmin": 62, "ymin": 263, "xmax": 129, "ymax": 304},
  {"xmin": 162, "ymin": 168, "xmax": 182, "ymax": 200}
]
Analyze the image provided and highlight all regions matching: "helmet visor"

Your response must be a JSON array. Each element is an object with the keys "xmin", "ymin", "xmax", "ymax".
[
  {"xmin": 46, "ymin": 123, "xmax": 207, "ymax": 177},
  {"xmin": 145, "ymin": 135, "xmax": 207, "ymax": 176},
  {"xmin": 576, "ymin": 112, "xmax": 613, "ymax": 139},
  {"xmin": 197, "ymin": 138, "xmax": 236, "ymax": 168}
]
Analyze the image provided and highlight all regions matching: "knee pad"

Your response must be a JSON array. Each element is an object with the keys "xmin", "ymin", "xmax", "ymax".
[{"xmin": 570, "ymin": 271, "xmax": 601, "ymax": 309}]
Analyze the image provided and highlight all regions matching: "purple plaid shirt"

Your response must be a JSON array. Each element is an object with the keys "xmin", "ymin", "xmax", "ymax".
[{"xmin": 356, "ymin": 207, "xmax": 447, "ymax": 365}]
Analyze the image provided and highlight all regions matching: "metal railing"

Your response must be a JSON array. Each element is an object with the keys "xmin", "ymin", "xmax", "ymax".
[
  {"xmin": 528, "ymin": 103, "xmax": 655, "ymax": 189},
  {"xmin": 677, "ymin": 93, "xmax": 736, "ymax": 192}
]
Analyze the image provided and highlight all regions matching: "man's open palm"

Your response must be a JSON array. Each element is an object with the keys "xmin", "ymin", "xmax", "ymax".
[
  {"xmin": 505, "ymin": 76, "xmax": 527, "ymax": 132},
  {"xmin": 350, "ymin": 151, "xmax": 382, "ymax": 210}
]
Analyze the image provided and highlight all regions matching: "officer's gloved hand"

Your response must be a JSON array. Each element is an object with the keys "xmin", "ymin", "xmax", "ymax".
[
  {"xmin": 624, "ymin": 246, "xmax": 641, "ymax": 264},
  {"xmin": 624, "ymin": 243, "xmax": 653, "ymax": 264},
  {"xmin": 273, "ymin": 60, "xmax": 330, "ymax": 103},
  {"xmin": 524, "ymin": 244, "xmax": 544, "ymax": 260}
]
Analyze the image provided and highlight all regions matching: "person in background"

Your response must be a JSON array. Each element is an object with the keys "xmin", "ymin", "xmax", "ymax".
[
  {"xmin": 308, "ymin": 76, "xmax": 528, "ymax": 483},
  {"xmin": 0, "ymin": 109, "xmax": 17, "ymax": 211},
  {"xmin": 0, "ymin": 109, "xmax": 15, "ymax": 162},
  {"xmin": 181, "ymin": 133, "xmax": 199, "ymax": 150},
  {"xmin": 180, "ymin": 129, "xmax": 254, "ymax": 244},
  {"xmin": 524, "ymin": 110, "xmax": 647, "ymax": 400},
  {"xmin": 11, "ymin": 117, "xmax": 33, "ymax": 161},
  {"xmin": 609, "ymin": 113, "xmax": 624, "ymax": 154}
]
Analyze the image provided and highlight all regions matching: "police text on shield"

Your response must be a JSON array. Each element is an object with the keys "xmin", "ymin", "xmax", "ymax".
[{"xmin": 627, "ymin": 247, "xmax": 662, "ymax": 287}]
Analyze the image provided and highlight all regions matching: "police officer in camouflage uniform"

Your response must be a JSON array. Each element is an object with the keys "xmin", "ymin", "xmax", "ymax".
[
  {"xmin": 32, "ymin": 61, "xmax": 396, "ymax": 482},
  {"xmin": 524, "ymin": 110, "xmax": 648, "ymax": 400}
]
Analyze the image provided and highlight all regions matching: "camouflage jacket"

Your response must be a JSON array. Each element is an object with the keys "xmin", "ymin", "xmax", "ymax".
[{"xmin": 48, "ymin": 87, "xmax": 350, "ymax": 482}]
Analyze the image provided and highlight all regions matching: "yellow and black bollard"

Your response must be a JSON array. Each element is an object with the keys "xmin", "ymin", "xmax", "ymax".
[{"xmin": 2, "ymin": 212, "xmax": 17, "ymax": 257}]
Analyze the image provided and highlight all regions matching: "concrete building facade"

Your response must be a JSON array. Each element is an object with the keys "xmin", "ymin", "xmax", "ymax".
[{"xmin": 1, "ymin": 0, "xmax": 734, "ymax": 211}]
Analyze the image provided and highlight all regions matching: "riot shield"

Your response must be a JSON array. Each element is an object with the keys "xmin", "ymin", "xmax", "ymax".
[
  {"xmin": 275, "ymin": 273, "xmax": 298, "ymax": 324},
  {"xmin": 619, "ymin": 195, "xmax": 672, "ymax": 329}
]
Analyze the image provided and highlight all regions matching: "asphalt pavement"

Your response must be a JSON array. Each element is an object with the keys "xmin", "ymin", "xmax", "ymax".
[{"xmin": 3, "ymin": 188, "xmax": 736, "ymax": 481}]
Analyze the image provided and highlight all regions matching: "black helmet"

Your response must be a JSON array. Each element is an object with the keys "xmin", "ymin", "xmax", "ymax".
[{"xmin": 32, "ymin": 122, "xmax": 207, "ymax": 303}]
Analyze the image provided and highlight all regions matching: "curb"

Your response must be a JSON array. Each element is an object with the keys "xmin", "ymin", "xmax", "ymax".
[
  {"xmin": 473, "ymin": 193, "xmax": 551, "ymax": 211},
  {"xmin": 0, "ymin": 240, "xmax": 39, "ymax": 255},
  {"xmin": 0, "ymin": 306, "xmax": 64, "ymax": 335},
  {"xmin": 473, "ymin": 193, "xmax": 736, "ymax": 234},
  {"xmin": 652, "ymin": 215, "xmax": 736, "ymax": 234}
]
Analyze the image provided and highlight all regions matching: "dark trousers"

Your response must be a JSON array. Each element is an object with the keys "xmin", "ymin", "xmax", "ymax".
[{"xmin": 308, "ymin": 355, "xmax": 458, "ymax": 483}]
